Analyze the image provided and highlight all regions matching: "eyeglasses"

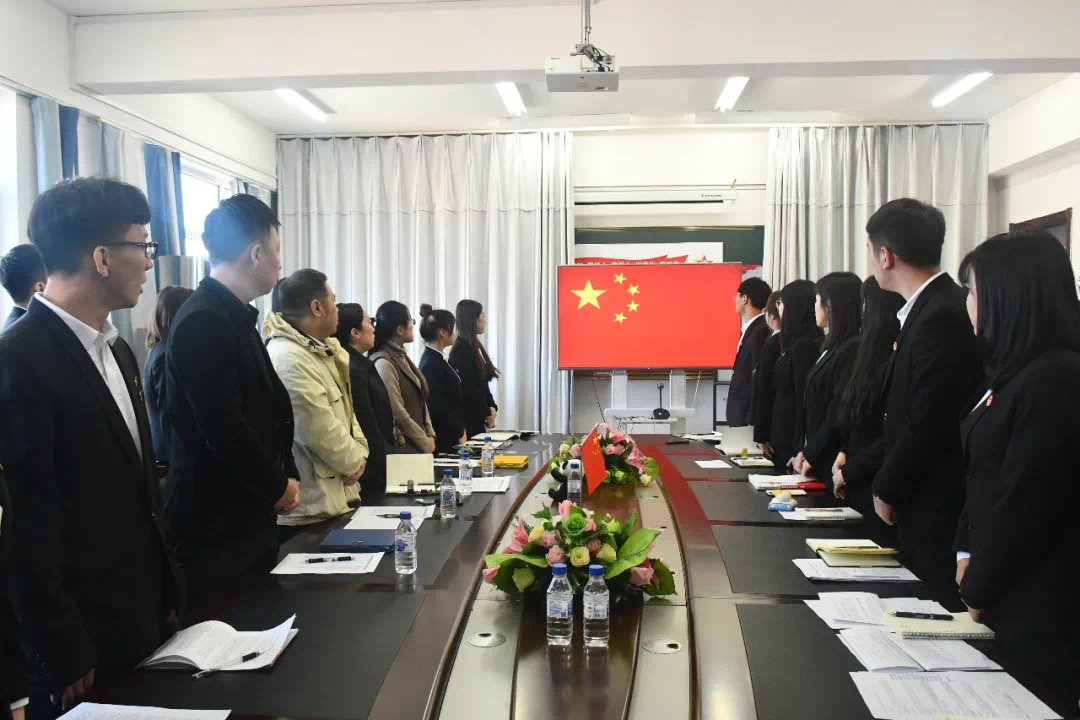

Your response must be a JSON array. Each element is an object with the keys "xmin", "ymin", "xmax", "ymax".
[{"xmin": 106, "ymin": 241, "xmax": 159, "ymax": 260}]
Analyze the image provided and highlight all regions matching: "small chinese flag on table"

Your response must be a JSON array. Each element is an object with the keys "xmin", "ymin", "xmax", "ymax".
[{"xmin": 581, "ymin": 427, "xmax": 606, "ymax": 494}]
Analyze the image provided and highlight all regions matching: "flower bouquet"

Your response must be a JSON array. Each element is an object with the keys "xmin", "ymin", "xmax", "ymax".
[
  {"xmin": 481, "ymin": 500, "xmax": 676, "ymax": 597},
  {"xmin": 548, "ymin": 424, "xmax": 659, "ymax": 488}
]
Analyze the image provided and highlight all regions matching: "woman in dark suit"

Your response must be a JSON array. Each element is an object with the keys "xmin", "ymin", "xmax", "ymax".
[
  {"xmin": 826, "ymin": 277, "xmax": 904, "ymax": 544},
  {"xmin": 751, "ymin": 292, "xmax": 781, "ymax": 442},
  {"xmin": 954, "ymin": 230, "xmax": 1080, "ymax": 714},
  {"xmin": 144, "ymin": 285, "xmax": 193, "ymax": 464},
  {"xmin": 334, "ymin": 303, "xmax": 395, "ymax": 498},
  {"xmin": 793, "ymin": 272, "xmax": 862, "ymax": 479},
  {"xmin": 418, "ymin": 305, "xmax": 468, "ymax": 454},
  {"xmin": 448, "ymin": 299, "xmax": 499, "ymax": 438},
  {"xmin": 763, "ymin": 280, "xmax": 822, "ymax": 471}
]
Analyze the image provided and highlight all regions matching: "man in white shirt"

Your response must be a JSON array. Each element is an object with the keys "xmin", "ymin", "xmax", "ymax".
[
  {"xmin": 0, "ymin": 178, "xmax": 178, "ymax": 718},
  {"xmin": 728, "ymin": 277, "xmax": 771, "ymax": 427}
]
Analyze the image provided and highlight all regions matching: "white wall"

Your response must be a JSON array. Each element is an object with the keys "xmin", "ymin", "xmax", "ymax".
[
  {"xmin": 0, "ymin": 0, "xmax": 277, "ymax": 187},
  {"xmin": 570, "ymin": 375, "xmax": 717, "ymax": 435}
]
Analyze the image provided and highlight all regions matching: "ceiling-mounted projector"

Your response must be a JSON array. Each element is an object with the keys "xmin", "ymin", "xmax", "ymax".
[{"xmin": 546, "ymin": 0, "xmax": 618, "ymax": 93}]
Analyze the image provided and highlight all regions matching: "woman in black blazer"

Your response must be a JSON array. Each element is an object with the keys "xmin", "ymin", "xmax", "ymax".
[
  {"xmin": 418, "ymin": 305, "xmax": 468, "ymax": 454},
  {"xmin": 762, "ymin": 280, "xmax": 822, "ymax": 471},
  {"xmin": 954, "ymin": 230, "xmax": 1080, "ymax": 714},
  {"xmin": 144, "ymin": 285, "xmax": 193, "ymax": 464},
  {"xmin": 448, "ymin": 299, "xmax": 499, "ymax": 438},
  {"xmin": 751, "ymin": 292, "xmax": 782, "ymax": 440},
  {"xmin": 334, "ymin": 303, "xmax": 396, "ymax": 499},
  {"xmin": 794, "ymin": 272, "xmax": 862, "ymax": 478}
]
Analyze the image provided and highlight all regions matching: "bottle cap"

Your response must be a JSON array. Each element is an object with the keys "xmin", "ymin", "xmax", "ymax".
[
  {"xmin": 443, "ymin": 468, "xmax": 453, "ymax": 476},
  {"xmin": 569, "ymin": 459, "xmax": 582, "ymax": 469},
  {"xmin": 399, "ymin": 511, "xmax": 412, "ymax": 520},
  {"xmin": 460, "ymin": 451, "xmax": 470, "ymax": 459},
  {"xmin": 552, "ymin": 563, "xmax": 567, "ymax": 575},
  {"xmin": 588, "ymin": 564, "xmax": 604, "ymax": 577}
]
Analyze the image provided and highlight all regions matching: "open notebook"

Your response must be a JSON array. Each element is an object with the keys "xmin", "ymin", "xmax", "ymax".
[
  {"xmin": 139, "ymin": 615, "xmax": 296, "ymax": 672},
  {"xmin": 882, "ymin": 612, "xmax": 995, "ymax": 640}
]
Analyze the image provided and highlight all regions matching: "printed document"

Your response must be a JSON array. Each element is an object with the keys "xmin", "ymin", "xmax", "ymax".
[
  {"xmin": 60, "ymin": 705, "xmax": 230, "ymax": 720},
  {"xmin": 850, "ymin": 671, "xmax": 1061, "ymax": 719},
  {"xmin": 271, "ymin": 553, "xmax": 383, "ymax": 575},
  {"xmin": 346, "ymin": 505, "xmax": 434, "ymax": 531}
]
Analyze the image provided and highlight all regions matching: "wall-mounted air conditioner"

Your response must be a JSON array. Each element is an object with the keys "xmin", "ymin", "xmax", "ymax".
[{"xmin": 574, "ymin": 186, "xmax": 738, "ymax": 208}]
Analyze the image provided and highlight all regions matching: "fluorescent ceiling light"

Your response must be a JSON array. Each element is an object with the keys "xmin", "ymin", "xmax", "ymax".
[
  {"xmin": 274, "ymin": 88, "xmax": 327, "ymax": 123},
  {"xmin": 495, "ymin": 82, "xmax": 527, "ymax": 116},
  {"xmin": 931, "ymin": 72, "xmax": 993, "ymax": 108},
  {"xmin": 714, "ymin": 76, "xmax": 749, "ymax": 112}
]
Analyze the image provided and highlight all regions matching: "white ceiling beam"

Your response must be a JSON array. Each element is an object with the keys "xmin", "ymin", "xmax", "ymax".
[{"xmin": 73, "ymin": 0, "xmax": 1080, "ymax": 94}]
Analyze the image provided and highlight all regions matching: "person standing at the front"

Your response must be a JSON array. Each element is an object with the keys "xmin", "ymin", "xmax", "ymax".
[
  {"xmin": 727, "ymin": 277, "xmax": 771, "ymax": 427},
  {"xmin": 165, "ymin": 194, "xmax": 300, "ymax": 612},
  {"xmin": 863, "ymin": 198, "xmax": 982, "ymax": 589}
]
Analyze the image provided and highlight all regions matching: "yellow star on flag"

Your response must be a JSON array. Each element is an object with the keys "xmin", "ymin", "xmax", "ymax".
[
  {"xmin": 614, "ymin": 312, "xmax": 627, "ymax": 324},
  {"xmin": 627, "ymin": 300, "xmax": 640, "ymax": 312},
  {"xmin": 627, "ymin": 284, "xmax": 640, "ymax": 296},
  {"xmin": 614, "ymin": 273, "xmax": 627, "ymax": 285},
  {"xmin": 571, "ymin": 280, "xmax": 606, "ymax": 309}
]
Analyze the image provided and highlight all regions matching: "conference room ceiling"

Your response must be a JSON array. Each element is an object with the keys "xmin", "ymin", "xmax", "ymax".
[
  {"xmin": 48, "ymin": 0, "xmax": 576, "ymax": 15},
  {"xmin": 206, "ymin": 74, "xmax": 1067, "ymax": 135}
]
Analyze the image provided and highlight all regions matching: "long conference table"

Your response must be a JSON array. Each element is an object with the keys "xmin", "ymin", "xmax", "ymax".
[{"xmin": 95, "ymin": 434, "xmax": 1075, "ymax": 720}]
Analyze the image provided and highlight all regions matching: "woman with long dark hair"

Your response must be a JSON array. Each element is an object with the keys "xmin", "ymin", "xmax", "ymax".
[
  {"xmin": 334, "ymin": 302, "xmax": 395, "ymax": 497},
  {"xmin": 418, "ymin": 304, "xmax": 468, "ymax": 453},
  {"xmin": 369, "ymin": 301, "xmax": 436, "ymax": 454},
  {"xmin": 953, "ymin": 230, "xmax": 1080, "ymax": 713},
  {"xmin": 793, "ymin": 272, "xmax": 862, "ymax": 477},
  {"xmin": 829, "ymin": 277, "xmax": 904, "ymax": 540},
  {"xmin": 448, "ymin": 299, "xmax": 500, "ymax": 438},
  {"xmin": 751, "ymin": 291, "xmax": 782, "ymax": 437},
  {"xmin": 145, "ymin": 285, "xmax": 194, "ymax": 463},
  {"xmin": 761, "ymin": 280, "xmax": 822, "ymax": 471}
]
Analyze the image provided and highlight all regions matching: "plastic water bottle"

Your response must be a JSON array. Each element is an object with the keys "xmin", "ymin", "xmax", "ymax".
[
  {"xmin": 567, "ymin": 459, "xmax": 583, "ymax": 506},
  {"xmin": 546, "ymin": 563, "xmax": 573, "ymax": 646},
  {"xmin": 583, "ymin": 564, "xmax": 609, "ymax": 648},
  {"xmin": 394, "ymin": 511, "xmax": 416, "ymax": 575},
  {"xmin": 440, "ymin": 469, "xmax": 457, "ymax": 519},
  {"xmin": 481, "ymin": 436, "xmax": 496, "ymax": 478},
  {"xmin": 458, "ymin": 451, "xmax": 473, "ymax": 498}
]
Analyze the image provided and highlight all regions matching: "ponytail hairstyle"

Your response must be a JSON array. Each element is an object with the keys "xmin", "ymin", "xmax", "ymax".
[
  {"xmin": 333, "ymin": 302, "xmax": 366, "ymax": 349},
  {"xmin": 418, "ymin": 303, "xmax": 456, "ymax": 343},
  {"xmin": 454, "ymin": 298, "xmax": 500, "ymax": 380},
  {"xmin": 372, "ymin": 300, "xmax": 411, "ymax": 353},
  {"xmin": 778, "ymin": 280, "xmax": 821, "ymax": 353}
]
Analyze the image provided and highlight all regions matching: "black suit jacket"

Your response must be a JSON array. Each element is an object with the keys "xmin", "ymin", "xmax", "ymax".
[
  {"xmin": 865, "ymin": 274, "xmax": 982, "ymax": 587},
  {"xmin": 448, "ymin": 339, "xmax": 498, "ymax": 438},
  {"xmin": 346, "ymin": 347, "xmax": 395, "ymax": 498},
  {"xmin": 763, "ymin": 334, "xmax": 820, "ymax": 467},
  {"xmin": 420, "ymin": 346, "xmax": 468, "ymax": 454},
  {"xmin": 0, "ymin": 307, "xmax": 24, "ymax": 333},
  {"xmin": 728, "ymin": 315, "xmax": 767, "ymax": 426},
  {"xmin": 0, "ymin": 299, "xmax": 176, "ymax": 690},
  {"xmin": 798, "ymin": 335, "xmax": 859, "ymax": 474},
  {"xmin": 751, "ymin": 332, "xmax": 782, "ymax": 443},
  {"xmin": 165, "ymin": 278, "xmax": 297, "ymax": 597},
  {"xmin": 954, "ymin": 352, "xmax": 1080, "ymax": 711},
  {"xmin": 144, "ymin": 342, "xmax": 170, "ymax": 464},
  {"xmin": 0, "ymin": 475, "xmax": 27, "ymax": 717}
]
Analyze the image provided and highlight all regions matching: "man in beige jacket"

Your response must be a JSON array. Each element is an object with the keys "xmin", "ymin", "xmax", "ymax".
[{"xmin": 265, "ymin": 269, "xmax": 368, "ymax": 539}]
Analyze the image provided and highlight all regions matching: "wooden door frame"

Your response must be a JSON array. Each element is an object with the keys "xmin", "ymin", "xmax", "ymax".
[{"xmin": 1010, "ymin": 208, "xmax": 1072, "ymax": 254}]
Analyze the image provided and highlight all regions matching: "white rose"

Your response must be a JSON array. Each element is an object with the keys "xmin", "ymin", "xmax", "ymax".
[{"xmin": 640, "ymin": 473, "xmax": 654, "ymax": 486}]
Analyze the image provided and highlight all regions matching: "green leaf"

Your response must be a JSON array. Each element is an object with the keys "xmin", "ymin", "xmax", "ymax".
[
  {"xmin": 642, "ymin": 558, "xmax": 677, "ymax": 597},
  {"xmin": 484, "ymin": 553, "xmax": 549, "ymax": 570},
  {"xmin": 604, "ymin": 528, "xmax": 660, "ymax": 580},
  {"xmin": 534, "ymin": 507, "xmax": 552, "ymax": 522}
]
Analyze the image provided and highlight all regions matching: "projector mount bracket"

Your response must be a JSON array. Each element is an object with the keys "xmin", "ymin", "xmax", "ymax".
[{"xmin": 574, "ymin": 0, "xmax": 616, "ymax": 73}]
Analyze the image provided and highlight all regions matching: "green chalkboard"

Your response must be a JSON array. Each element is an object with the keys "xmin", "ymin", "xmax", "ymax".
[{"xmin": 575, "ymin": 226, "xmax": 764, "ymax": 265}]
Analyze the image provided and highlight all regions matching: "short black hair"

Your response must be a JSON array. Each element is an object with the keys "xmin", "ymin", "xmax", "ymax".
[
  {"xmin": 0, "ymin": 244, "xmax": 47, "ymax": 303},
  {"xmin": 960, "ymin": 229, "xmax": 1080, "ymax": 387},
  {"xmin": 418, "ymin": 304, "xmax": 455, "ymax": 342},
  {"xmin": 28, "ymin": 177, "xmax": 151, "ymax": 275},
  {"xmin": 866, "ymin": 198, "xmax": 946, "ymax": 269},
  {"xmin": 737, "ymin": 277, "xmax": 771, "ymax": 310},
  {"xmin": 816, "ymin": 272, "xmax": 862, "ymax": 350},
  {"xmin": 276, "ymin": 269, "xmax": 328, "ymax": 320},
  {"xmin": 202, "ymin": 194, "xmax": 279, "ymax": 266}
]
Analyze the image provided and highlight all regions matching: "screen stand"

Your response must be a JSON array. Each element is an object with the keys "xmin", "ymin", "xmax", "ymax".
[{"xmin": 605, "ymin": 369, "xmax": 692, "ymax": 434}]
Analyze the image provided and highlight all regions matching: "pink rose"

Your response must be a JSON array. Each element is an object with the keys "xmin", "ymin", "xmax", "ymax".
[
  {"xmin": 586, "ymin": 539, "xmax": 603, "ymax": 555},
  {"xmin": 612, "ymin": 432, "xmax": 626, "ymax": 444},
  {"xmin": 501, "ymin": 539, "xmax": 523, "ymax": 554},
  {"xmin": 584, "ymin": 518, "xmax": 596, "ymax": 532},
  {"xmin": 541, "ymin": 530, "xmax": 561, "ymax": 548},
  {"xmin": 511, "ymin": 519, "xmax": 530, "ymax": 548},
  {"xmin": 569, "ymin": 443, "xmax": 582, "ymax": 458},
  {"xmin": 604, "ymin": 443, "xmax": 626, "ymax": 456},
  {"xmin": 629, "ymin": 566, "xmax": 656, "ymax": 587},
  {"xmin": 545, "ymin": 546, "xmax": 566, "ymax": 566},
  {"xmin": 558, "ymin": 499, "xmax": 574, "ymax": 517},
  {"xmin": 482, "ymin": 567, "xmax": 499, "ymax": 584}
]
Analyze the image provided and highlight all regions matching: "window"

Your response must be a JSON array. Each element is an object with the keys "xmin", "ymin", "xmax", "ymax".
[{"xmin": 179, "ymin": 163, "xmax": 234, "ymax": 258}]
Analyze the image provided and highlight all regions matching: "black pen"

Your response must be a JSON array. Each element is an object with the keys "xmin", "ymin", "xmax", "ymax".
[
  {"xmin": 192, "ymin": 649, "xmax": 266, "ymax": 679},
  {"xmin": 305, "ymin": 556, "xmax": 354, "ymax": 564},
  {"xmin": 893, "ymin": 611, "xmax": 953, "ymax": 621}
]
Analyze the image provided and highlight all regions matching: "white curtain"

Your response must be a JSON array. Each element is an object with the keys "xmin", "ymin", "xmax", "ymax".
[
  {"xmin": 764, "ymin": 124, "xmax": 988, "ymax": 287},
  {"xmin": 278, "ymin": 132, "xmax": 573, "ymax": 433}
]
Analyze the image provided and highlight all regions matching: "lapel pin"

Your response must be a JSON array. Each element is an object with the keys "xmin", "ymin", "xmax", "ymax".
[
  {"xmin": 986, "ymin": 394, "xmax": 993, "ymax": 408},
  {"xmin": 892, "ymin": 341, "xmax": 898, "ymax": 352}
]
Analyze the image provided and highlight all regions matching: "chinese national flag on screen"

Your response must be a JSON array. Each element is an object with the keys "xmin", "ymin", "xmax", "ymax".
[{"xmin": 557, "ymin": 263, "xmax": 744, "ymax": 369}]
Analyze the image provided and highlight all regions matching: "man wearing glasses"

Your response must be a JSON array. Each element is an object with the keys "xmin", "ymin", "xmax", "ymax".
[{"xmin": 0, "ymin": 178, "xmax": 178, "ymax": 718}]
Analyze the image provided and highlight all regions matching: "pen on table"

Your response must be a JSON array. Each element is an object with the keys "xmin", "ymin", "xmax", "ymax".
[
  {"xmin": 305, "ymin": 556, "xmax": 354, "ymax": 564},
  {"xmin": 192, "ymin": 649, "xmax": 266, "ymax": 679},
  {"xmin": 378, "ymin": 513, "xmax": 405, "ymax": 518},
  {"xmin": 893, "ymin": 611, "xmax": 953, "ymax": 621},
  {"xmin": 804, "ymin": 507, "xmax": 845, "ymax": 513}
]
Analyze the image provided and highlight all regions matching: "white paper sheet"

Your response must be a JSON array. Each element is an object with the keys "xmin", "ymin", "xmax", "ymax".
[
  {"xmin": 695, "ymin": 459, "xmax": 731, "ymax": 469},
  {"xmin": 793, "ymin": 559, "xmax": 920, "ymax": 583},
  {"xmin": 886, "ymin": 636, "xmax": 1001, "ymax": 672},
  {"xmin": 849, "ymin": 671, "xmax": 1061, "ymax": 719},
  {"xmin": 881, "ymin": 598, "xmax": 949, "ymax": 615},
  {"xmin": 470, "ymin": 431, "xmax": 519, "ymax": 442},
  {"xmin": 817, "ymin": 592, "xmax": 887, "ymax": 625},
  {"xmin": 142, "ymin": 615, "xmax": 295, "ymax": 671},
  {"xmin": 434, "ymin": 458, "xmax": 480, "ymax": 469},
  {"xmin": 805, "ymin": 600, "xmax": 866, "ymax": 630},
  {"xmin": 345, "ymin": 505, "xmax": 434, "ymax": 530},
  {"xmin": 682, "ymin": 432, "xmax": 724, "ymax": 442},
  {"xmin": 749, "ymin": 475, "xmax": 787, "ymax": 489},
  {"xmin": 60, "ymin": 705, "xmax": 230, "ymax": 720},
  {"xmin": 470, "ymin": 477, "xmax": 510, "ymax": 493},
  {"xmin": 780, "ymin": 506, "xmax": 863, "ymax": 521},
  {"xmin": 839, "ymin": 628, "xmax": 923, "ymax": 672},
  {"xmin": 271, "ymin": 552, "xmax": 383, "ymax": 575}
]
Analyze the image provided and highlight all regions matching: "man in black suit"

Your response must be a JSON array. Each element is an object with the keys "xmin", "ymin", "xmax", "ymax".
[
  {"xmin": 165, "ymin": 194, "xmax": 300, "ymax": 612},
  {"xmin": 0, "ymin": 178, "xmax": 178, "ymax": 717},
  {"xmin": 864, "ymin": 198, "xmax": 981, "ymax": 589},
  {"xmin": 0, "ymin": 472, "xmax": 28, "ymax": 720},
  {"xmin": 727, "ymin": 277, "xmax": 771, "ymax": 427},
  {"xmin": 0, "ymin": 245, "xmax": 46, "ymax": 333}
]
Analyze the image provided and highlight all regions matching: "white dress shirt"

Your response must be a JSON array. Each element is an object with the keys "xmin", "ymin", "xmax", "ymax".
[
  {"xmin": 737, "ymin": 312, "xmax": 763, "ymax": 352},
  {"xmin": 34, "ymin": 294, "xmax": 142, "ymax": 460},
  {"xmin": 896, "ymin": 271, "xmax": 946, "ymax": 329}
]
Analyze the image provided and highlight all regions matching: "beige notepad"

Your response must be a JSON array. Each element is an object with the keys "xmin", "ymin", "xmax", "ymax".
[
  {"xmin": 882, "ymin": 612, "xmax": 995, "ymax": 640},
  {"xmin": 805, "ymin": 538, "xmax": 901, "ymax": 568}
]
